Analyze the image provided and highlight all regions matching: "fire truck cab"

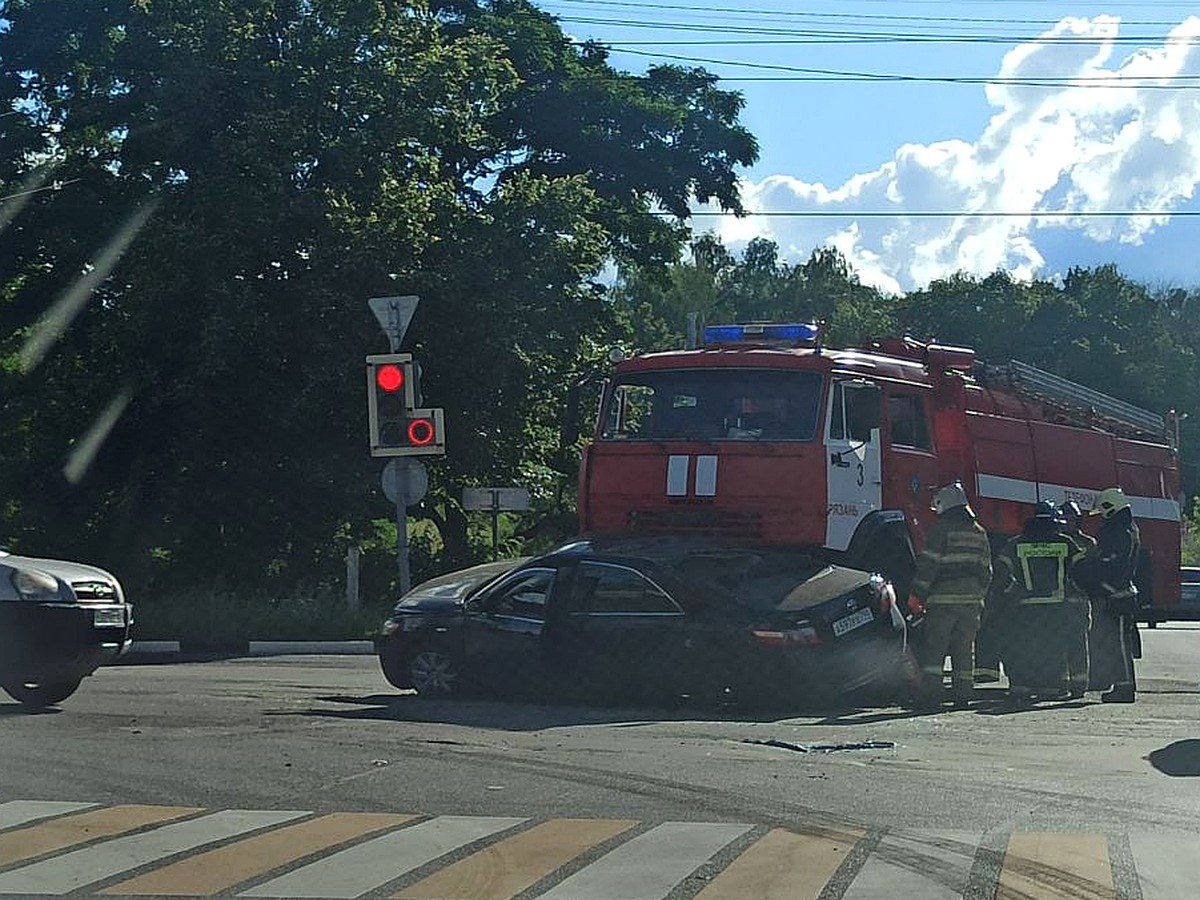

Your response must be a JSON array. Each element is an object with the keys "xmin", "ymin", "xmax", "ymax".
[{"xmin": 577, "ymin": 323, "xmax": 1184, "ymax": 620}]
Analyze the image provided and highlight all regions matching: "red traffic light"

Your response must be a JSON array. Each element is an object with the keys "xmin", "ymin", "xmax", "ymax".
[
  {"xmin": 408, "ymin": 418, "xmax": 435, "ymax": 446},
  {"xmin": 375, "ymin": 364, "xmax": 404, "ymax": 393}
]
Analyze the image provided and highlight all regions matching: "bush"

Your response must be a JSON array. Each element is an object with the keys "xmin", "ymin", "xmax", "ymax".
[{"xmin": 132, "ymin": 589, "xmax": 392, "ymax": 643}]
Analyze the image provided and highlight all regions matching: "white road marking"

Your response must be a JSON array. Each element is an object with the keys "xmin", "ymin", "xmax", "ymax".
[
  {"xmin": 537, "ymin": 821, "xmax": 752, "ymax": 900},
  {"xmin": 239, "ymin": 815, "xmax": 526, "ymax": 899},
  {"xmin": 842, "ymin": 831, "xmax": 981, "ymax": 900},
  {"xmin": 1128, "ymin": 834, "xmax": 1200, "ymax": 900},
  {"xmin": 0, "ymin": 809, "xmax": 306, "ymax": 895},
  {"xmin": 0, "ymin": 800, "xmax": 97, "ymax": 831}
]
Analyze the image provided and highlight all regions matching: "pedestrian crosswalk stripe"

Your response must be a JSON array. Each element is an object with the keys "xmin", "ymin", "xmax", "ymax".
[
  {"xmin": 99, "ymin": 812, "xmax": 412, "ymax": 896},
  {"xmin": 998, "ymin": 832, "xmax": 1114, "ymax": 900},
  {"xmin": 3, "ymin": 800, "xmax": 1200, "ymax": 899},
  {"xmin": 842, "ymin": 831, "xmax": 981, "ymax": 900},
  {"xmin": 239, "ymin": 816, "xmax": 527, "ymax": 900},
  {"xmin": 1128, "ymin": 834, "xmax": 1200, "ymax": 900},
  {"xmin": 0, "ymin": 809, "xmax": 307, "ymax": 896},
  {"xmin": 693, "ymin": 826, "xmax": 865, "ymax": 900},
  {"xmin": 0, "ymin": 804, "xmax": 199, "ymax": 869},
  {"xmin": 394, "ymin": 818, "xmax": 637, "ymax": 900},
  {"xmin": 536, "ymin": 821, "xmax": 753, "ymax": 900},
  {"xmin": 0, "ymin": 801, "xmax": 97, "ymax": 832}
]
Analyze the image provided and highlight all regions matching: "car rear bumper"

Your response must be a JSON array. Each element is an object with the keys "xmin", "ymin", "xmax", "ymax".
[{"xmin": 0, "ymin": 602, "xmax": 132, "ymax": 683}]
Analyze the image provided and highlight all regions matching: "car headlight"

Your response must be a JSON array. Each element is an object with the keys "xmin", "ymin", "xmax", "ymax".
[{"xmin": 11, "ymin": 568, "xmax": 61, "ymax": 602}]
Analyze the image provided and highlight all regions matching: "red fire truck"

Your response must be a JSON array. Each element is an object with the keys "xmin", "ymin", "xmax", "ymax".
[{"xmin": 574, "ymin": 323, "xmax": 1185, "ymax": 621}]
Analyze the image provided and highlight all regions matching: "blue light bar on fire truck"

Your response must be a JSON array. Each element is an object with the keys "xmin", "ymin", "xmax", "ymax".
[{"xmin": 702, "ymin": 322, "xmax": 820, "ymax": 347}]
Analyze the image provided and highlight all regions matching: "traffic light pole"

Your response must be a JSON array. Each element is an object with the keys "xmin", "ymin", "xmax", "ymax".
[{"xmin": 394, "ymin": 458, "xmax": 412, "ymax": 597}]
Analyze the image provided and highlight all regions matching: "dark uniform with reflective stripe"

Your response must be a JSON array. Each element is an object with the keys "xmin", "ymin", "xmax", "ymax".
[
  {"xmin": 1074, "ymin": 507, "xmax": 1140, "ymax": 698},
  {"xmin": 995, "ymin": 517, "xmax": 1087, "ymax": 696},
  {"xmin": 911, "ymin": 505, "xmax": 993, "ymax": 703},
  {"xmin": 1063, "ymin": 526, "xmax": 1095, "ymax": 695}
]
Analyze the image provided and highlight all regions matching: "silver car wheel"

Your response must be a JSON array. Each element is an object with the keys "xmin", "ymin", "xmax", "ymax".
[{"xmin": 409, "ymin": 649, "xmax": 458, "ymax": 696}]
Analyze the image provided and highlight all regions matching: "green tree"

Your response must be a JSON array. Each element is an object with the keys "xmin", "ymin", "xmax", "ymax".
[{"xmin": 0, "ymin": 0, "xmax": 756, "ymax": 597}]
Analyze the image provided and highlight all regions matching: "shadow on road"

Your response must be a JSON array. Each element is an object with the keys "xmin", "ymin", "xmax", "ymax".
[
  {"xmin": 0, "ymin": 702, "xmax": 62, "ymax": 717},
  {"xmin": 1147, "ymin": 740, "xmax": 1200, "ymax": 776}
]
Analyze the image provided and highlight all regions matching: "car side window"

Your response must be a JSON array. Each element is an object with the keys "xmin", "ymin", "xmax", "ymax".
[
  {"xmin": 576, "ymin": 563, "xmax": 681, "ymax": 615},
  {"xmin": 487, "ymin": 569, "xmax": 555, "ymax": 621}
]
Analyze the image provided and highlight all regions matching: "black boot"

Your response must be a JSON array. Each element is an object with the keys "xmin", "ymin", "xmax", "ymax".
[{"xmin": 1101, "ymin": 685, "xmax": 1135, "ymax": 703}]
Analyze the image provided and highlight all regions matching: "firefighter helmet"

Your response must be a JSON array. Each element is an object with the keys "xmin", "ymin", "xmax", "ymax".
[
  {"xmin": 931, "ymin": 481, "xmax": 969, "ymax": 514},
  {"xmin": 1059, "ymin": 499, "xmax": 1083, "ymax": 522},
  {"xmin": 1090, "ymin": 486, "xmax": 1130, "ymax": 519},
  {"xmin": 1034, "ymin": 499, "xmax": 1061, "ymax": 520}
]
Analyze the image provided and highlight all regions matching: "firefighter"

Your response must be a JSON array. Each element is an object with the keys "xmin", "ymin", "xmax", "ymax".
[
  {"xmin": 994, "ymin": 501, "xmax": 1087, "ymax": 702},
  {"xmin": 1059, "ymin": 500, "xmax": 1093, "ymax": 697},
  {"xmin": 908, "ymin": 481, "xmax": 993, "ymax": 708},
  {"xmin": 1073, "ymin": 487, "xmax": 1141, "ymax": 703}
]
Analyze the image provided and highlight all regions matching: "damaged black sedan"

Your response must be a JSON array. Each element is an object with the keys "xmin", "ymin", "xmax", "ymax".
[
  {"xmin": 378, "ymin": 538, "xmax": 917, "ymax": 707},
  {"xmin": 0, "ymin": 551, "xmax": 133, "ymax": 708}
]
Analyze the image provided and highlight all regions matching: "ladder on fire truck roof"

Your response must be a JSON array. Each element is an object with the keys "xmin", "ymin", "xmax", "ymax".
[{"xmin": 979, "ymin": 358, "xmax": 1166, "ymax": 440}]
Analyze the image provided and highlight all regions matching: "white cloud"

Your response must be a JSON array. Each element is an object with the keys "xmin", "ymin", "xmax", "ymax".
[{"xmin": 704, "ymin": 16, "xmax": 1200, "ymax": 292}]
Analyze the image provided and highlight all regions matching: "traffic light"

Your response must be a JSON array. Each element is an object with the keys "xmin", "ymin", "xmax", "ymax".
[{"xmin": 366, "ymin": 354, "xmax": 445, "ymax": 456}]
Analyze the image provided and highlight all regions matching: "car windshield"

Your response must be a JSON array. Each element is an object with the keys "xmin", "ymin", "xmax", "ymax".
[
  {"xmin": 600, "ymin": 369, "xmax": 823, "ymax": 442},
  {"xmin": 397, "ymin": 559, "xmax": 528, "ymax": 606}
]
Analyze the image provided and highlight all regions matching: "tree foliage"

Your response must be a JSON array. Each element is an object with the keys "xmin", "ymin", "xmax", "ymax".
[{"xmin": 0, "ymin": 0, "xmax": 756, "ymax": 598}]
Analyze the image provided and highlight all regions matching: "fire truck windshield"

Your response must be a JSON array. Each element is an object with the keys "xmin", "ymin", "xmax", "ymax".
[{"xmin": 600, "ymin": 369, "xmax": 823, "ymax": 442}]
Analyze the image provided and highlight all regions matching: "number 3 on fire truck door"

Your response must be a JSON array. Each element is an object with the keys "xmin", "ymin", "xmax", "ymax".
[{"xmin": 825, "ymin": 380, "xmax": 883, "ymax": 552}]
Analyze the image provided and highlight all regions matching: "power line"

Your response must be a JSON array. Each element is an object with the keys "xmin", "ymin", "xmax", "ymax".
[
  {"xmin": 542, "ymin": 0, "xmax": 1190, "ymax": 27},
  {"xmin": 552, "ymin": 14, "xmax": 1200, "ymax": 45},
  {"xmin": 602, "ymin": 47, "xmax": 1200, "ymax": 88}
]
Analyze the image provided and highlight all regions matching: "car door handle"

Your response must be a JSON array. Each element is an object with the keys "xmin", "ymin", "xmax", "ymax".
[{"xmin": 830, "ymin": 452, "xmax": 850, "ymax": 467}]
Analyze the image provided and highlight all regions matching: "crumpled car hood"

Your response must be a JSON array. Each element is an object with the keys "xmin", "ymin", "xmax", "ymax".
[{"xmin": 775, "ymin": 566, "xmax": 872, "ymax": 611}]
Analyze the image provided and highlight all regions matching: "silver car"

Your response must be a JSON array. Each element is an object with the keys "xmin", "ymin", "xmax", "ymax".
[{"xmin": 0, "ymin": 550, "xmax": 133, "ymax": 708}]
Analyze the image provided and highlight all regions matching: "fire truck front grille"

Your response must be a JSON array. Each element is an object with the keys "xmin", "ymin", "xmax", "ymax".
[{"xmin": 628, "ymin": 508, "xmax": 763, "ymax": 538}]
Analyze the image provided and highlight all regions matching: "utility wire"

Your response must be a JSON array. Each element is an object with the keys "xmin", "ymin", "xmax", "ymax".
[
  {"xmin": 543, "ymin": 0, "xmax": 1190, "ymax": 27},
  {"xmin": 601, "ymin": 47, "xmax": 1200, "ymax": 88},
  {"xmin": 556, "ymin": 14, "xmax": 1194, "ymax": 42}
]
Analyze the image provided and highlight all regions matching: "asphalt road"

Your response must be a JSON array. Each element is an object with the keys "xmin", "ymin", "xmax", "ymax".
[{"xmin": 0, "ymin": 626, "xmax": 1196, "ymax": 898}]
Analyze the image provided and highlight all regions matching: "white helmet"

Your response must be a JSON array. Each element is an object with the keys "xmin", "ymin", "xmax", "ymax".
[
  {"xmin": 1090, "ymin": 486, "xmax": 1131, "ymax": 519},
  {"xmin": 931, "ymin": 481, "xmax": 969, "ymax": 515}
]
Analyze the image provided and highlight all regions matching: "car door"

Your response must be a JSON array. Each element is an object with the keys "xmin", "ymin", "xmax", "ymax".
[
  {"xmin": 463, "ymin": 567, "xmax": 556, "ymax": 698},
  {"xmin": 564, "ymin": 561, "xmax": 690, "ymax": 703}
]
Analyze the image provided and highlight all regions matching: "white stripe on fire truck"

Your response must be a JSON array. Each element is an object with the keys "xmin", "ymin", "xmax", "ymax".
[
  {"xmin": 694, "ymin": 456, "xmax": 718, "ymax": 497},
  {"xmin": 667, "ymin": 456, "xmax": 690, "ymax": 497},
  {"xmin": 975, "ymin": 474, "xmax": 1181, "ymax": 522}
]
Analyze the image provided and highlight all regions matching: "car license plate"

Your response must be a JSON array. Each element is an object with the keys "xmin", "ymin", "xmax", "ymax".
[
  {"xmin": 93, "ymin": 607, "xmax": 126, "ymax": 627},
  {"xmin": 832, "ymin": 607, "xmax": 874, "ymax": 637}
]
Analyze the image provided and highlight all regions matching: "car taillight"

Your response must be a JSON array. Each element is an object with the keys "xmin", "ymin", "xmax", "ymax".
[{"xmin": 751, "ymin": 625, "xmax": 821, "ymax": 648}]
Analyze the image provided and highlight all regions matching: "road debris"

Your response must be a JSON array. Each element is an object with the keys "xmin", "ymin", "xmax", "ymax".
[{"xmin": 742, "ymin": 738, "xmax": 895, "ymax": 753}]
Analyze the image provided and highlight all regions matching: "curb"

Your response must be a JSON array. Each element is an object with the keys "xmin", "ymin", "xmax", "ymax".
[{"xmin": 123, "ymin": 640, "xmax": 376, "ymax": 660}]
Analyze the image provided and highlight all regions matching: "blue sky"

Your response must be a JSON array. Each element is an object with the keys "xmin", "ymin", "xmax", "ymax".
[{"xmin": 538, "ymin": 0, "xmax": 1200, "ymax": 292}]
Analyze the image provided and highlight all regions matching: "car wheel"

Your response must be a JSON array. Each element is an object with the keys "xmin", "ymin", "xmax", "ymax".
[
  {"xmin": 2, "ymin": 679, "xmax": 82, "ymax": 709},
  {"xmin": 408, "ymin": 646, "xmax": 461, "ymax": 697}
]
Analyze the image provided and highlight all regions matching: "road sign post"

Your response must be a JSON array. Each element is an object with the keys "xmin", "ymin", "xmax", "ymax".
[
  {"xmin": 382, "ymin": 459, "xmax": 428, "ymax": 597},
  {"xmin": 462, "ymin": 488, "xmax": 531, "ymax": 560}
]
